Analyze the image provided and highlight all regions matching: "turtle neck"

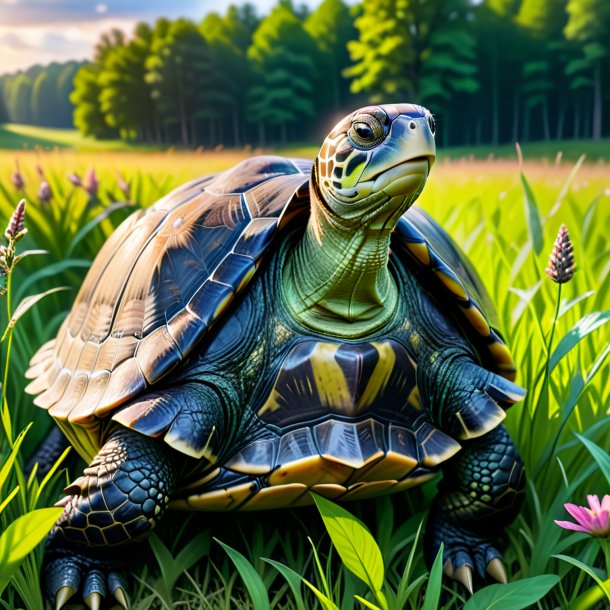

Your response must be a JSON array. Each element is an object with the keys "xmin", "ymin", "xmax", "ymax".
[{"xmin": 281, "ymin": 187, "xmax": 401, "ymax": 338}]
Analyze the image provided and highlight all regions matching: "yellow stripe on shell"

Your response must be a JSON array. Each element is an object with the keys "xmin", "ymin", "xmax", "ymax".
[
  {"xmin": 358, "ymin": 342, "xmax": 397, "ymax": 410},
  {"xmin": 434, "ymin": 269, "xmax": 469, "ymax": 301},
  {"xmin": 406, "ymin": 241, "xmax": 431, "ymax": 266},
  {"xmin": 463, "ymin": 305, "xmax": 491, "ymax": 336},
  {"xmin": 310, "ymin": 343, "xmax": 352, "ymax": 413}
]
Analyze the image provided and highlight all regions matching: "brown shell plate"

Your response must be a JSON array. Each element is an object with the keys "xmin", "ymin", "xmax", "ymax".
[{"xmin": 25, "ymin": 156, "xmax": 310, "ymax": 459}]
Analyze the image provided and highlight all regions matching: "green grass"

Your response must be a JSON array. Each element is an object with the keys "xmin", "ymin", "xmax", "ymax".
[
  {"xmin": 0, "ymin": 152, "xmax": 609, "ymax": 609},
  {"xmin": 3, "ymin": 123, "xmax": 610, "ymax": 162},
  {"xmin": 0, "ymin": 124, "xmax": 158, "ymax": 152}
]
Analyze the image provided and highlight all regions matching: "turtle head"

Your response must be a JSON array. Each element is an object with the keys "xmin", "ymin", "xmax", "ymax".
[{"xmin": 313, "ymin": 104, "xmax": 436, "ymax": 226}]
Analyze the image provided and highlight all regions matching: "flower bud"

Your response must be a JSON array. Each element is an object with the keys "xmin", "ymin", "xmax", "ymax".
[{"xmin": 545, "ymin": 224, "xmax": 575, "ymax": 284}]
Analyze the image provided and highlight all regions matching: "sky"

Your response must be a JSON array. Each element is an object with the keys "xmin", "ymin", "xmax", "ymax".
[{"xmin": 0, "ymin": 0, "xmax": 328, "ymax": 75}]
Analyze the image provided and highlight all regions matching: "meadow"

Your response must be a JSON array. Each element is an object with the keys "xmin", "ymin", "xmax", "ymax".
[{"xmin": 0, "ymin": 145, "xmax": 609, "ymax": 610}]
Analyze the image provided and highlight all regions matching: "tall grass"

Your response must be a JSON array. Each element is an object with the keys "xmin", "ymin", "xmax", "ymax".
[{"xmin": 0, "ymin": 150, "xmax": 608, "ymax": 609}]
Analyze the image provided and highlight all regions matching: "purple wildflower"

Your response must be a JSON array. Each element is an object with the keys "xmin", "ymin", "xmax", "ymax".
[
  {"xmin": 116, "ymin": 171, "xmax": 130, "ymax": 200},
  {"xmin": 38, "ymin": 179, "xmax": 52, "ymax": 204},
  {"xmin": 84, "ymin": 168, "xmax": 99, "ymax": 197},
  {"xmin": 10, "ymin": 160, "xmax": 25, "ymax": 190},
  {"xmin": 5, "ymin": 198, "xmax": 26, "ymax": 241},
  {"xmin": 555, "ymin": 495, "xmax": 610, "ymax": 538},
  {"xmin": 68, "ymin": 172, "xmax": 82, "ymax": 187},
  {"xmin": 545, "ymin": 224, "xmax": 575, "ymax": 284}
]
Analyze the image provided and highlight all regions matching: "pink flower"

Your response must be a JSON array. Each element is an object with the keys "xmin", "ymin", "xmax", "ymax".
[
  {"xmin": 116, "ymin": 171, "xmax": 130, "ymax": 199},
  {"xmin": 68, "ymin": 172, "xmax": 82, "ymax": 187},
  {"xmin": 83, "ymin": 168, "xmax": 99, "ymax": 197},
  {"xmin": 38, "ymin": 179, "xmax": 52, "ymax": 204},
  {"xmin": 555, "ymin": 495, "xmax": 610, "ymax": 538},
  {"xmin": 10, "ymin": 160, "xmax": 25, "ymax": 190}
]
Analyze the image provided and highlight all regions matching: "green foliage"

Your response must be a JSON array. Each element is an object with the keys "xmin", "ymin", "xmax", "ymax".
[
  {"xmin": 0, "ymin": 61, "xmax": 81, "ymax": 129},
  {"xmin": 0, "ymin": 206, "xmax": 69, "ymax": 609},
  {"xmin": 247, "ymin": 4, "xmax": 319, "ymax": 143},
  {"xmin": 217, "ymin": 539, "xmax": 272, "ymax": 610},
  {"xmin": 0, "ymin": 508, "xmax": 63, "ymax": 595},
  {"xmin": 71, "ymin": 64, "xmax": 117, "ymax": 139},
  {"xmin": 463, "ymin": 575, "xmax": 560, "ymax": 609},
  {"xmin": 148, "ymin": 531, "xmax": 211, "ymax": 607}
]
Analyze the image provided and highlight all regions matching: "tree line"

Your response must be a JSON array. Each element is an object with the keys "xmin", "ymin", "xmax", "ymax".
[
  {"xmin": 0, "ymin": 62, "xmax": 83, "ymax": 128},
  {"xmin": 1, "ymin": 0, "xmax": 608, "ymax": 147}
]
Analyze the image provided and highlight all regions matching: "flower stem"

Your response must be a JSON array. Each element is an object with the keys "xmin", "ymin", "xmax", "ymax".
[
  {"xmin": 1, "ymin": 264, "xmax": 14, "ymax": 445},
  {"xmin": 543, "ymin": 282, "xmax": 562, "ymax": 410}
]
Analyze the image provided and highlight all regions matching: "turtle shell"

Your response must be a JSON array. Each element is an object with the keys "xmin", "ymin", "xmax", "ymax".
[
  {"xmin": 26, "ymin": 156, "xmax": 310, "ymax": 459},
  {"xmin": 26, "ymin": 155, "xmax": 515, "ymax": 461}
]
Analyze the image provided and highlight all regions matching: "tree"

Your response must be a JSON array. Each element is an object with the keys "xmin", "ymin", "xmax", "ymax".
[
  {"xmin": 55, "ymin": 62, "xmax": 80, "ymax": 128},
  {"xmin": 9, "ymin": 75, "xmax": 33, "ymax": 124},
  {"xmin": 99, "ymin": 23, "xmax": 159, "ymax": 142},
  {"xmin": 564, "ymin": 0, "xmax": 610, "ymax": 139},
  {"xmin": 305, "ymin": 0, "xmax": 357, "ymax": 111},
  {"xmin": 247, "ymin": 4, "xmax": 318, "ymax": 144},
  {"xmin": 146, "ymin": 19, "xmax": 215, "ymax": 146},
  {"xmin": 71, "ymin": 64, "xmax": 116, "ymax": 139},
  {"xmin": 345, "ymin": 0, "xmax": 479, "ymax": 145},
  {"xmin": 344, "ymin": 0, "xmax": 414, "ymax": 101},
  {"xmin": 200, "ymin": 9, "xmax": 252, "ymax": 147}
]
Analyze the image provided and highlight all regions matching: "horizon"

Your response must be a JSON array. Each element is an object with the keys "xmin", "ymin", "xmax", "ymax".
[{"xmin": 0, "ymin": 0, "xmax": 343, "ymax": 75}]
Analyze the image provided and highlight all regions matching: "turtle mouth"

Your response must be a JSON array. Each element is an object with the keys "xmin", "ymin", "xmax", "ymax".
[
  {"xmin": 374, "ymin": 155, "xmax": 432, "ymax": 179},
  {"xmin": 370, "ymin": 156, "xmax": 431, "ymax": 197}
]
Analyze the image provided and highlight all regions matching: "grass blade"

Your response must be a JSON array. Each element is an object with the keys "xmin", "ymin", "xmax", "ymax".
[{"xmin": 216, "ymin": 538, "xmax": 271, "ymax": 610}]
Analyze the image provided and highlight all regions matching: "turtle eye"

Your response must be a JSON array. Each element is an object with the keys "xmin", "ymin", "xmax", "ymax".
[
  {"xmin": 427, "ymin": 115, "xmax": 436, "ymax": 136},
  {"xmin": 348, "ymin": 115, "xmax": 385, "ymax": 149}
]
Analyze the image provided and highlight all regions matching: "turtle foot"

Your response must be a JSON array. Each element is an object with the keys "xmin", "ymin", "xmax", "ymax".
[
  {"xmin": 45, "ymin": 558, "xmax": 128, "ymax": 609},
  {"xmin": 439, "ymin": 361, "xmax": 526, "ymax": 440},
  {"xmin": 425, "ymin": 515, "xmax": 508, "ymax": 593}
]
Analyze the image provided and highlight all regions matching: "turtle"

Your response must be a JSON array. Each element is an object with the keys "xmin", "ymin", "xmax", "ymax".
[{"xmin": 27, "ymin": 103, "xmax": 526, "ymax": 609}]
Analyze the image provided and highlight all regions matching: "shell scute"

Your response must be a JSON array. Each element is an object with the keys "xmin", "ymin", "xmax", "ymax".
[{"xmin": 26, "ymin": 156, "xmax": 310, "ymax": 460}]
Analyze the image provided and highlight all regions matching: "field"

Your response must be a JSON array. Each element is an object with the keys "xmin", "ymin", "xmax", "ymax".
[
  {"xmin": 0, "ymin": 147, "xmax": 609, "ymax": 610},
  {"xmin": 2, "ymin": 123, "xmax": 610, "ymax": 163}
]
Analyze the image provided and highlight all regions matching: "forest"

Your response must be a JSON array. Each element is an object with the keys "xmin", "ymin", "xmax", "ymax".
[{"xmin": 0, "ymin": 0, "xmax": 608, "ymax": 148}]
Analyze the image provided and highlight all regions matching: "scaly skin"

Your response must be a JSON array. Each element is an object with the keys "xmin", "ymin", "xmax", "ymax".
[
  {"xmin": 44, "ymin": 428, "xmax": 177, "ymax": 608},
  {"xmin": 425, "ymin": 425, "xmax": 525, "ymax": 589}
]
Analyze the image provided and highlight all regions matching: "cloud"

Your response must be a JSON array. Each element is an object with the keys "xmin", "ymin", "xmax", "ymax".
[
  {"xmin": 0, "ymin": 30, "xmax": 33, "ymax": 49},
  {"xmin": 0, "ymin": 1, "xmax": 226, "ymax": 26},
  {"xmin": 0, "ymin": 1, "xmax": 347, "ymax": 75},
  {"xmin": 0, "ymin": 17, "xmax": 137, "ymax": 73}
]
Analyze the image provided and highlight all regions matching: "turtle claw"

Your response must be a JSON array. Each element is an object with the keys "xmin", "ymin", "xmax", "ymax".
[
  {"xmin": 486, "ymin": 557, "xmax": 508, "ymax": 584},
  {"xmin": 84, "ymin": 591, "xmax": 102, "ymax": 610},
  {"xmin": 454, "ymin": 564, "xmax": 474, "ymax": 595},
  {"xmin": 113, "ymin": 585, "xmax": 130, "ymax": 609},
  {"xmin": 54, "ymin": 586, "xmax": 75, "ymax": 610},
  {"xmin": 109, "ymin": 572, "xmax": 130, "ymax": 609},
  {"xmin": 485, "ymin": 372, "xmax": 526, "ymax": 405},
  {"xmin": 45, "ymin": 558, "xmax": 128, "ymax": 609}
]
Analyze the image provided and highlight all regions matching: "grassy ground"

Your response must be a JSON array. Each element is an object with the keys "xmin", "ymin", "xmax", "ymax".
[
  {"xmin": 0, "ymin": 150, "xmax": 609, "ymax": 609},
  {"xmin": 2, "ymin": 122, "xmax": 610, "ymax": 162}
]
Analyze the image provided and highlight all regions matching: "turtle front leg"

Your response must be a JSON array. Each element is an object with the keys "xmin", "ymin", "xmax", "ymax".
[
  {"xmin": 424, "ymin": 425, "xmax": 525, "ymax": 593},
  {"xmin": 44, "ymin": 427, "xmax": 177, "ymax": 609}
]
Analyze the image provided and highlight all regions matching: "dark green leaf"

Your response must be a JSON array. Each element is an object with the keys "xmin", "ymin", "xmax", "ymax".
[
  {"xmin": 216, "ymin": 539, "xmax": 271, "ymax": 610},
  {"xmin": 463, "ymin": 575, "xmax": 560, "ymax": 610}
]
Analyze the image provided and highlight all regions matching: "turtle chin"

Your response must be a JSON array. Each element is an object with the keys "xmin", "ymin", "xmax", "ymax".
[{"xmin": 371, "ymin": 157, "xmax": 430, "ymax": 198}]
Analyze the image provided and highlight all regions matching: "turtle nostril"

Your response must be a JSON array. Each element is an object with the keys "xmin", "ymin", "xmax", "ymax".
[{"xmin": 409, "ymin": 121, "xmax": 417, "ymax": 130}]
